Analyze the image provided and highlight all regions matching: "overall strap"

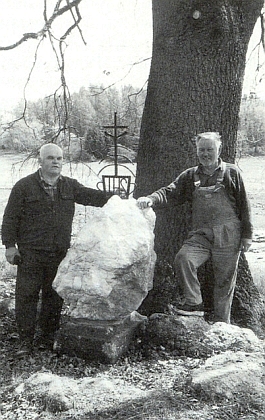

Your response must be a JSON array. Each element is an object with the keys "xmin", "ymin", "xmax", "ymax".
[
  {"xmin": 193, "ymin": 162, "xmax": 226, "ymax": 188},
  {"xmin": 215, "ymin": 162, "xmax": 226, "ymax": 189},
  {"xmin": 193, "ymin": 167, "xmax": 200, "ymax": 187},
  {"xmin": 216, "ymin": 161, "xmax": 226, "ymax": 182}
]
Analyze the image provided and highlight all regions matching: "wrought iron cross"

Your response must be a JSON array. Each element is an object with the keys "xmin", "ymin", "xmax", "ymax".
[
  {"xmin": 97, "ymin": 112, "xmax": 133, "ymax": 198},
  {"xmin": 103, "ymin": 111, "xmax": 128, "ymax": 176}
]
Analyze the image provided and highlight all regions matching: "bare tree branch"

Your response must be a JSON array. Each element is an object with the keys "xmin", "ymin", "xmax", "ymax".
[
  {"xmin": 0, "ymin": 0, "xmax": 87, "ymax": 162},
  {"xmin": 65, "ymin": 0, "xmax": 86, "ymax": 44},
  {"xmin": 261, "ymin": 6, "xmax": 265, "ymax": 52},
  {"xmin": 0, "ymin": 0, "xmax": 84, "ymax": 51},
  {"xmin": 0, "ymin": 0, "xmax": 148, "ymax": 162},
  {"xmin": 88, "ymin": 57, "xmax": 151, "ymax": 96}
]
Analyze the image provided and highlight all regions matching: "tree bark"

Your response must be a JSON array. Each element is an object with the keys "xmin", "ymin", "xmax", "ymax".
[{"xmin": 135, "ymin": 0, "xmax": 265, "ymax": 331}]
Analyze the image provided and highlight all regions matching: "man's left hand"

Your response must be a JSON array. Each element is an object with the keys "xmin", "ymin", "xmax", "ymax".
[
  {"xmin": 241, "ymin": 238, "xmax": 252, "ymax": 252},
  {"xmin": 5, "ymin": 247, "xmax": 21, "ymax": 264}
]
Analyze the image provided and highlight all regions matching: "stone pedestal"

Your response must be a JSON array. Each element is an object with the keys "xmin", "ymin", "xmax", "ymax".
[{"xmin": 56, "ymin": 311, "xmax": 146, "ymax": 363}]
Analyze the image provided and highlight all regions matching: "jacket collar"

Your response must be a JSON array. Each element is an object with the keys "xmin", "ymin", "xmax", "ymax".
[
  {"xmin": 196, "ymin": 158, "xmax": 224, "ymax": 175},
  {"xmin": 36, "ymin": 169, "xmax": 64, "ymax": 184}
]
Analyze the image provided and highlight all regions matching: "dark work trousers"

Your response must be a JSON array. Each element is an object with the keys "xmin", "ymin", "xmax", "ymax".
[
  {"xmin": 174, "ymin": 230, "xmax": 240, "ymax": 323},
  {"xmin": 16, "ymin": 249, "xmax": 66, "ymax": 342}
]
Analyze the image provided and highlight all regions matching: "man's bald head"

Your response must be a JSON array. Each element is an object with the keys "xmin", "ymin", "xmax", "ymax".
[
  {"xmin": 38, "ymin": 143, "xmax": 63, "ymax": 180},
  {"xmin": 39, "ymin": 143, "xmax": 63, "ymax": 159}
]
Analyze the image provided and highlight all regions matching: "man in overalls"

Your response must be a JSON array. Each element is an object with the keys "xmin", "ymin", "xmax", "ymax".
[{"xmin": 137, "ymin": 132, "xmax": 252, "ymax": 323}]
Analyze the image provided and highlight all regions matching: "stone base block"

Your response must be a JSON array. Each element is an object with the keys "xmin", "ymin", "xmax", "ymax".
[{"xmin": 55, "ymin": 311, "xmax": 146, "ymax": 363}]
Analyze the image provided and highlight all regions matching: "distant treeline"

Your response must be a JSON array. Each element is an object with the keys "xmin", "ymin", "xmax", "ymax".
[
  {"xmin": 0, "ymin": 84, "xmax": 146, "ymax": 161},
  {"xmin": 1, "ymin": 88, "xmax": 265, "ymax": 159}
]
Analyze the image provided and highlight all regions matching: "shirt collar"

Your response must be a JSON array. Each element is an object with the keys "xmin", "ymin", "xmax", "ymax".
[
  {"xmin": 196, "ymin": 158, "xmax": 223, "ymax": 175},
  {"xmin": 38, "ymin": 169, "xmax": 62, "ymax": 186}
]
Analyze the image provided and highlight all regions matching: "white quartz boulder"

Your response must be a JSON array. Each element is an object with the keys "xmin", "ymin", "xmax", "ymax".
[{"xmin": 53, "ymin": 195, "xmax": 156, "ymax": 320}]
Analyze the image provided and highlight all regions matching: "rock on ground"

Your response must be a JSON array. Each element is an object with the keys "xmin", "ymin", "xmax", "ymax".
[
  {"xmin": 190, "ymin": 350, "xmax": 265, "ymax": 408},
  {"xmin": 15, "ymin": 371, "xmax": 151, "ymax": 414},
  {"xmin": 143, "ymin": 314, "xmax": 265, "ymax": 358},
  {"xmin": 203, "ymin": 321, "xmax": 265, "ymax": 353}
]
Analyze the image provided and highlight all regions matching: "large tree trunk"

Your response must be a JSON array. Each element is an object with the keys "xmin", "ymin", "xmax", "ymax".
[{"xmin": 135, "ymin": 0, "xmax": 265, "ymax": 332}]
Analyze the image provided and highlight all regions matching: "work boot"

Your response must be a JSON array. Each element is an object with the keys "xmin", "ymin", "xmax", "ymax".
[{"xmin": 175, "ymin": 303, "xmax": 204, "ymax": 317}]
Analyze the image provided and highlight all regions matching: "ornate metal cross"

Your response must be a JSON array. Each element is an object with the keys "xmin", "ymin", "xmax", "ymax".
[
  {"xmin": 97, "ymin": 112, "xmax": 135, "ymax": 199},
  {"xmin": 103, "ymin": 111, "xmax": 128, "ymax": 177}
]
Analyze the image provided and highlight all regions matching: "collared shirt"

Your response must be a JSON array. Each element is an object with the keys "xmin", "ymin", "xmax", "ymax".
[
  {"xmin": 38, "ymin": 169, "xmax": 62, "ymax": 201},
  {"xmin": 195, "ymin": 159, "xmax": 224, "ymax": 187}
]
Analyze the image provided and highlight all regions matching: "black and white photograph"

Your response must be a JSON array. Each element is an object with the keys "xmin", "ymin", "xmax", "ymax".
[{"xmin": 0, "ymin": 1, "xmax": 265, "ymax": 419}]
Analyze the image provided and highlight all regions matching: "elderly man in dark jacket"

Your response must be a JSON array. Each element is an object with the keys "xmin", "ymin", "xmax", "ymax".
[
  {"xmin": 137, "ymin": 132, "xmax": 252, "ymax": 324},
  {"xmin": 1, "ymin": 143, "xmax": 108, "ymax": 356}
]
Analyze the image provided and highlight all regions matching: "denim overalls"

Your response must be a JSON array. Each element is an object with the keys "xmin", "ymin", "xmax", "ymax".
[{"xmin": 174, "ymin": 164, "xmax": 241, "ymax": 323}]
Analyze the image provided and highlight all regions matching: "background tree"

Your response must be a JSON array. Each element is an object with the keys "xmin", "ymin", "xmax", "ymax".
[
  {"xmin": 238, "ymin": 92, "xmax": 265, "ymax": 155},
  {"xmin": 135, "ymin": 0, "xmax": 265, "ymax": 331}
]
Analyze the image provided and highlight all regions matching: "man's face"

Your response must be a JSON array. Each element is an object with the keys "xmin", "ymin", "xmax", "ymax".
[
  {"xmin": 196, "ymin": 137, "xmax": 220, "ymax": 169},
  {"xmin": 39, "ymin": 146, "xmax": 63, "ymax": 177}
]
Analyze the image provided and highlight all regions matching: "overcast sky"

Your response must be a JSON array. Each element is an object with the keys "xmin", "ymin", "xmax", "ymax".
[{"xmin": 0, "ymin": 1, "xmax": 264, "ymax": 116}]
